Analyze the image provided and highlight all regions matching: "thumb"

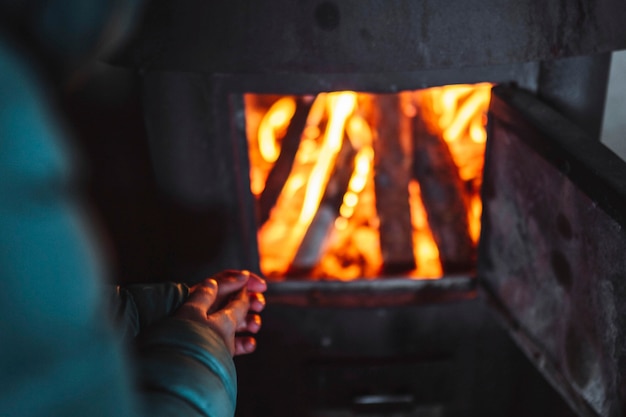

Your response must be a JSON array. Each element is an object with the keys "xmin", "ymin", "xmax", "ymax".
[{"xmin": 177, "ymin": 279, "xmax": 218, "ymax": 318}]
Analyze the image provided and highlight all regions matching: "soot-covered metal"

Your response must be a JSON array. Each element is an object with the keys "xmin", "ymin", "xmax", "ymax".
[
  {"xmin": 480, "ymin": 86, "xmax": 626, "ymax": 417},
  {"xmin": 117, "ymin": 0, "xmax": 626, "ymax": 74}
]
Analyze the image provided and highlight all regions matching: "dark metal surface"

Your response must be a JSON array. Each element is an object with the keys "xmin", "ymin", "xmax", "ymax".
[
  {"xmin": 479, "ymin": 85, "xmax": 626, "ymax": 417},
  {"xmin": 266, "ymin": 276, "xmax": 476, "ymax": 308},
  {"xmin": 210, "ymin": 61, "xmax": 541, "ymax": 94},
  {"xmin": 116, "ymin": 0, "xmax": 626, "ymax": 74},
  {"xmin": 236, "ymin": 298, "xmax": 577, "ymax": 417},
  {"xmin": 142, "ymin": 71, "xmax": 260, "ymax": 278}
]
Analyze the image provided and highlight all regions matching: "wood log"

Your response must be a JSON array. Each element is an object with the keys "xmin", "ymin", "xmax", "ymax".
[
  {"xmin": 288, "ymin": 136, "xmax": 357, "ymax": 277},
  {"xmin": 257, "ymin": 98, "xmax": 313, "ymax": 226},
  {"xmin": 412, "ymin": 113, "xmax": 476, "ymax": 274},
  {"xmin": 372, "ymin": 94, "xmax": 416, "ymax": 275}
]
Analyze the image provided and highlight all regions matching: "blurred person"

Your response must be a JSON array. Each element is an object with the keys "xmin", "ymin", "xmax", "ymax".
[{"xmin": 0, "ymin": 1, "xmax": 265, "ymax": 417}]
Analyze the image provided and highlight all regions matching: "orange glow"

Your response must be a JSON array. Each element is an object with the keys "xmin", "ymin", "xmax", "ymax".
[
  {"xmin": 245, "ymin": 83, "xmax": 491, "ymax": 280},
  {"xmin": 299, "ymin": 92, "xmax": 357, "ymax": 226},
  {"xmin": 258, "ymin": 97, "xmax": 296, "ymax": 163},
  {"xmin": 337, "ymin": 146, "xmax": 374, "ymax": 220},
  {"xmin": 416, "ymin": 83, "xmax": 491, "ymax": 259},
  {"xmin": 469, "ymin": 194, "xmax": 483, "ymax": 244},
  {"xmin": 408, "ymin": 180, "xmax": 443, "ymax": 279},
  {"xmin": 443, "ymin": 88, "xmax": 490, "ymax": 143}
]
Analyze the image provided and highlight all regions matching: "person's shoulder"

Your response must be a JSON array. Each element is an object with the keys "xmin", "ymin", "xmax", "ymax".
[
  {"xmin": 0, "ymin": 37, "xmax": 49, "ymax": 110},
  {"xmin": 0, "ymin": 36, "xmax": 74, "ymax": 192}
]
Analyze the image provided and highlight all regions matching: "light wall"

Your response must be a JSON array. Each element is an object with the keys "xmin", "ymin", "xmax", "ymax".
[{"xmin": 601, "ymin": 50, "xmax": 626, "ymax": 160}]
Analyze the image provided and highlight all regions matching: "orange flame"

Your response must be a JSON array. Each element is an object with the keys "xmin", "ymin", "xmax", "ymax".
[
  {"xmin": 245, "ymin": 83, "xmax": 491, "ymax": 280},
  {"xmin": 416, "ymin": 83, "xmax": 491, "ymax": 250},
  {"xmin": 407, "ymin": 180, "xmax": 443, "ymax": 279},
  {"xmin": 299, "ymin": 92, "xmax": 357, "ymax": 226},
  {"xmin": 258, "ymin": 97, "xmax": 297, "ymax": 163}
]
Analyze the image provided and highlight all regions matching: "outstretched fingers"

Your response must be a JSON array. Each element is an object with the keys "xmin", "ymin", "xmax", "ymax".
[
  {"xmin": 232, "ymin": 298, "xmax": 262, "ymax": 356},
  {"xmin": 245, "ymin": 314, "xmax": 262, "ymax": 334},
  {"xmin": 211, "ymin": 270, "xmax": 249, "ymax": 298},
  {"xmin": 244, "ymin": 271, "xmax": 267, "ymax": 293},
  {"xmin": 198, "ymin": 270, "xmax": 266, "ymax": 314},
  {"xmin": 249, "ymin": 291, "xmax": 266, "ymax": 313},
  {"xmin": 211, "ymin": 269, "xmax": 266, "ymax": 292},
  {"xmin": 235, "ymin": 336, "xmax": 257, "ymax": 355}
]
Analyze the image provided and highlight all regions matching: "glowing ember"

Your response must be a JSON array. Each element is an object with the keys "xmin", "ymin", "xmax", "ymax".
[{"xmin": 245, "ymin": 83, "xmax": 491, "ymax": 280}]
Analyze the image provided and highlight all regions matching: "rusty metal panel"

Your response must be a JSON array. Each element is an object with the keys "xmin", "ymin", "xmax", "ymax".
[
  {"xmin": 115, "ymin": 0, "xmax": 626, "ymax": 74},
  {"xmin": 479, "ymin": 85, "xmax": 626, "ymax": 417}
]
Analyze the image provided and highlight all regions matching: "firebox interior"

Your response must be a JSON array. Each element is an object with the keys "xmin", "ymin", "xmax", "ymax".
[{"xmin": 245, "ymin": 85, "xmax": 490, "ymax": 281}]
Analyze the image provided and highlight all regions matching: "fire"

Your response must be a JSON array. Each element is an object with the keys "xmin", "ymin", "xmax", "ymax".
[
  {"xmin": 408, "ymin": 180, "xmax": 442, "ymax": 278},
  {"xmin": 245, "ymin": 83, "xmax": 491, "ymax": 280},
  {"xmin": 258, "ymin": 97, "xmax": 296, "ymax": 164},
  {"xmin": 337, "ymin": 144, "xmax": 374, "ymax": 223},
  {"xmin": 298, "ymin": 92, "xmax": 357, "ymax": 226},
  {"xmin": 415, "ymin": 83, "xmax": 491, "ymax": 249}
]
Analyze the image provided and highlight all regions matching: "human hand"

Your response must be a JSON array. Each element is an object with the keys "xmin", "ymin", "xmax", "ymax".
[
  {"xmin": 208, "ymin": 270, "xmax": 267, "ymax": 316},
  {"xmin": 175, "ymin": 270, "xmax": 267, "ymax": 356},
  {"xmin": 199, "ymin": 270, "xmax": 267, "ymax": 352}
]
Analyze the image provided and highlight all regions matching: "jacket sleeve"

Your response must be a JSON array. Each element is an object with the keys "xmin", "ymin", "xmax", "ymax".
[
  {"xmin": 109, "ymin": 283, "xmax": 190, "ymax": 340},
  {"xmin": 110, "ymin": 284, "xmax": 239, "ymax": 416},
  {"xmin": 113, "ymin": 285, "xmax": 239, "ymax": 417},
  {"xmin": 135, "ymin": 318, "xmax": 238, "ymax": 417}
]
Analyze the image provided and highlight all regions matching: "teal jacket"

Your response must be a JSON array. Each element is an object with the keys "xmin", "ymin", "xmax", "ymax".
[{"xmin": 0, "ymin": 38, "xmax": 237, "ymax": 417}]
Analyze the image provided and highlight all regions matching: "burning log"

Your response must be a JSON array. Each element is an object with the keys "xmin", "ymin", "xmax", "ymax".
[
  {"xmin": 371, "ymin": 94, "xmax": 416, "ymax": 275},
  {"xmin": 288, "ymin": 136, "xmax": 357, "ymax": 276},
  {"xmin": 257, "ymin": 98, "xmax": 313, "ymax": 226},
  {"xmin": 411, "ymin": 113, "xmax": 476, "ymax": 273}
]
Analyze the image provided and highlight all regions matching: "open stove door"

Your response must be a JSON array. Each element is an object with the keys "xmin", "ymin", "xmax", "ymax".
[{"xmin": 479, "ymin": 85, "xmax": 626, "ymax": 417}]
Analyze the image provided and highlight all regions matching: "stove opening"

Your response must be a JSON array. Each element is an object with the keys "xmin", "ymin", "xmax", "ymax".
[{"xmin": 245, "ymin": 83, "xmax": 491, "ymax": 281}]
